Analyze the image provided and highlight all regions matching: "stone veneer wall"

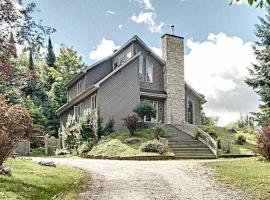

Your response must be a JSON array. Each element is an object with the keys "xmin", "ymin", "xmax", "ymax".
[{"xmin": 162, "ymin": 34, "xmax": 185, "ymax": 124}]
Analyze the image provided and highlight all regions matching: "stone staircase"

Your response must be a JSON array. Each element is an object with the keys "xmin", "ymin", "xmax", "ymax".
[{"xmin": 164, "ymin": 124, "xmax": 216, "ymax": 159}]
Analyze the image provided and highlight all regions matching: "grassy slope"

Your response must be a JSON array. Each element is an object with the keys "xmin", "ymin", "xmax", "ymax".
[
  {"xmin": 89, "ymin": 129, "xmax": 173, "ymax": 157},
  {"xmin": 0, "ymin": 159, "xmax": 90, "ymax": 200},
  {"xmin": 204, "ymin": 158, "xmax": 270, "ymax": 199},
  {"xmin": 199, "ymin": 126, "xmax": 256, "ymax": 155}
]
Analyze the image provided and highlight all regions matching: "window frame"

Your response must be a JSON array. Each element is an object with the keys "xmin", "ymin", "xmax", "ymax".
[
  {"xmin": 74, "ymin": 103, "xmax": 82, "ymax": 122},
  {"xmin": 91, "ymin": 94, "xmax": 97, "ymax": 111},
  {"xmin": 77, "ymin": 80, "xmax": 82, "ymax": 95},
  {"xmin": 146, "ymin": 59, "xmax": 153, "ymax": 83},
  {"xmin": 187, "ymin": 99, "xmax": 195, "ymax": 124}
]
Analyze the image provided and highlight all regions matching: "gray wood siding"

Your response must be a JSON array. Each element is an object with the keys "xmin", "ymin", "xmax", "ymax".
[
  {"xmin": 85, "ymin": 59, "xmax": 112, "ymax": 88},
  {"xmin": 133, "ymin": 42, "xmax": 165, "ymax": 92},
  {"xmin": 68, "ymin": 75, "xmax": 86, "ymax": 101},
  {"xmin": 185, "ymin": 88, "xmax": 202, "ymax": 125},
  {"xmin": 98, "ymin": 57, "xmax": 140, "ymax": 130}
]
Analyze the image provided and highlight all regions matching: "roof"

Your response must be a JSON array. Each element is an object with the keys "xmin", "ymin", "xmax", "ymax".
[
  {"xmin": 65, "ymin": 35, "xmax": 165, "ymax": 88},
  {"xmin": 185, "ymin": 82, "xmax": 207, "ymax": 103}
]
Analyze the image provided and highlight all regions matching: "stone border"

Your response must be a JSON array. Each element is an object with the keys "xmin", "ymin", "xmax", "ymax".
[{"xmin": 86, "ymin": 155, "xmax": 175, "ymax": 160}]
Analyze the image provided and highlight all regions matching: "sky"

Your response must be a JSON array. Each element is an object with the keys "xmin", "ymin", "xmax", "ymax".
[{"xmin": 28, "ymin": 0, "xmax": 267, "ymax": 125}]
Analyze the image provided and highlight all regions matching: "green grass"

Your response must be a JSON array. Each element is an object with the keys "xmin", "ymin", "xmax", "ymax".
[
  {"xmin": 89, "ymin": 129, "xmax": 173, "ymax": 157},
  {"xmin": 0, "ymin": 159, "xmax": 90, "ymax": 200},
  {"xmin": 204, "ymin": 158, "xmax": 270, "ymax": 199},
  {"xmin": 198, "ymin": 125, "xmax": 256, "ymax": 155}
]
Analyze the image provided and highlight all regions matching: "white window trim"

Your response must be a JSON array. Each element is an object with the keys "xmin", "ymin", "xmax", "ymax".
[
  {"xmin": 91, "ymin": 94, "xmax": 97, "ymax": 111},
  {"xmin": 187, "ymin": 98, "xmax": 195, "ymax": 124},
  {"xmin": 74, "ymin": 103, "xmax": 82, "ymax": 122},
  {"xmin": 77, "ymin": 80, "xmax": 82, "ymax": 95}
]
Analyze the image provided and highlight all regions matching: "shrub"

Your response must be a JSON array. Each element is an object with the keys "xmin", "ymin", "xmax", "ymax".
[
  {"xmin": 78, "ymin": 141, "xmax": 93, "ymax": 156},
  {"xmin": 55, "ymin": 148, "xmax": 70, "ymax": 156},
  {"xmin": 97, "ymin": 109, "xmax": 103, "ymax": 140},
  {"xmin": 0, "ymin": 99, "xmax": 33, "ymax": 168},
  {"xmin": 141, "ymin": 140, "xmax": 166, "ymax": 154},
  {"xmin": 255, "ymin": 124, "xmax": 270, "ymax": 160},
  {"xmin": 236, "ymin": 135, "xmax": 246, "ymax": 145},
  {"xmin": 222, "ymin": 140, "xmax": 231, "ymax": 154},
  {"xmin": 152, "ymin": 123, "xmax": 167, "ymax": 140},
  {"xmin": 122, "ymin": 114, "xmax": 139, "ymax": 135},
  {"xmin": 30, "ymin": 147, "xmax": 45, "ymax": 156},
  {"xmin": 104, "ymin": 117, "xmax": 115, "ymax": 134},
  {"xmin": 133, "ymin": 100, "xmax": 156, "ymax": 121},
  {"xmin": 198, "ymin": 126, "xmax": 218, "ymax": 138},
  {"xmin": 80, "ymin": 114, "xmax": 96, "ymax": 142}
]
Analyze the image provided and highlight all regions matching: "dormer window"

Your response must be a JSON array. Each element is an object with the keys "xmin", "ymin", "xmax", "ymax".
[
  {"xmin": 146, "ymin": 59, "xmax": 153, "ymax": 83},
  {"xmin": 77, "ymin": 80, "xmax": 82, "ymax": 95}
]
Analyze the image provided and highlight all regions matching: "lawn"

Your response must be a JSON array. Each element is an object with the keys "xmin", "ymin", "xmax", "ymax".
[
  {"xmin": 198, "ymin": 125, "xmax": 256, "ymax": 155},
  {"xmin": 204, "ymin": 158, "xmax": 270, "ymax": 199},
  {"xmin": 88, "ymin": 129, "xmax": 173, "ymax": 157},
  {"xmin": 0, "ymin": 159, "xmax": 90, "ymax": 200}
]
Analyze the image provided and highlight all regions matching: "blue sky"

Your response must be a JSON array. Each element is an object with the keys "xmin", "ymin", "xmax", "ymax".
[{"xmin": 29, "ymin": 0, "xmax": 267, "ymax": 124}]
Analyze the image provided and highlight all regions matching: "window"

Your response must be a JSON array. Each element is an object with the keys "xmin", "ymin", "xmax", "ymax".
[
  {"xmin": 187, "ymin": 100, "xmax": 194, "ymax": 124},
  {"xmin": 74, "ymin": 104, "xmax": 82, "ymax": 122},
  {"xmin": 91, "ymin": 94, "xmax": 97, "ymax": 110},
  {"xmin": 126, "ymin": 50, "xmax": 132, "ymax": 59},
  {"xmin": 113, "ymin": 62, "xmax": 118, "ymax": 70},
  {"xmin": 119, "ymin": 50, "xmax": 132, "ymax": 65},
  {"xmin": 139, "ymin": 55, "xmax": 144, "ymax": 80},
  {"xmin": 146, "ymin": 59, "xmax": 153, "ymax": 83},
  {"xmin": 77, "ymin": 80, "xmax": 82, "ymax": 95}
]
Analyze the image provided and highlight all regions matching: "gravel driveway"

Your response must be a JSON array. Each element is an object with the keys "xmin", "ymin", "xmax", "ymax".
[{"xmin": 31, "ymin": 158, "xmax": 248, "ymax": 200}]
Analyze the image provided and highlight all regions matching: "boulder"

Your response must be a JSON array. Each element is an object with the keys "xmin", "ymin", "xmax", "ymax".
[
  {"xmin": 38, "ymin": 161, "xmax": 56, "ymax": 167},
  {"xmin": 0, "ymin": 164, "xmax": 12, "ymax": 176},
  {"xmin": 124, "ymin": 137, "xmax": 143, "ymax": 144}
]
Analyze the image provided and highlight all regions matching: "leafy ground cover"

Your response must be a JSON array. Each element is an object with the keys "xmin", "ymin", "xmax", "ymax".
[
  {"xmin": 204, "ymin": 158, "xmax": 270, "ymax": 199},
  {"xmin": 0, "ymin": 159, "xmax": 90, "ymax": 200},
  {"xmin": 198, "ymin": 125, "xmax": 256, "ymax": 155},
  {"xmin": 88, "ymin": 129, "xmax": 173, "ymax": 157}
]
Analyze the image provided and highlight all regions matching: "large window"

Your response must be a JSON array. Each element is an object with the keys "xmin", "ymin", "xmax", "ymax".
[
  {"xmin": 74, "ymin": 104, "xmax": 82, "ymax": 122},
  {"xmin": 119, "ymin": 50, "xmax": 132, "ymax": 65},
  {"xmin": 187, "ymin": 100, "xmax": 194, "ymax": 124},
  {"xmin": 77, "ymin": 80, "xmax": 82, "ymax": 95},
  {"xmin": 139, "ymin": 55, "xmax": 144, "ymax": 80},
  {"xmin": 91, "ymin": 94, "xmax": 97, "ymax": 110},
  {"xmin": 146, "ymin": 59, "xmax": 153, "ymax": 83}
]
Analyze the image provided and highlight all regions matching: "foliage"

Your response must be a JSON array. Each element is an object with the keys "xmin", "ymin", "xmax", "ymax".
[
  {"xmin": 78, "ymin": 141, "xmax": 93, "ymax": 156},
  {"xmin": 133, "ymin": 100, "xmax": 156, "ymax": 121},
  {"xmin": 0, "ymin": 159, "xmax": 88, "ymax": 200},
  {"xmin": 236, "ymin": 134, "xmax": 247, "ymax": 145},
  {"xmin": 245, "ymin": 7, "xmax": 270, "ymax": 125},
  {"xmin": 122, "ymin": 114, "xmax": 139, "ymax": 135},
  {"xmin": 198, "ymin": 125, "xmax": 218, "ymax": 138},
  {"xmin": 0, "ymin": 99, "xmax": 33, "ymax": 166},
  {"xmin": 255, "ymin": 124, "xmax": 270, "ymax": 160},
  {"xmin": 97, "ymin": 109, "xmax": 104, "ymax": 140},
  {"xmin": 140, "ymin": 140, "xmax": 166, "ymax": 154},
  {"xmin": 204, "ymin": 158, "xmax": 270, "ymax": 200},
  {"xmin": 46, "ymin": 37, "xmax": 56, "ymax": 68},
  {"xmin": 152, "ymin": 122, "xmax": 167, "ymax": 140},
  {"xmin": 201, "ymin": 112, "xmax": 219, "ymax": 126},
  {"xmin": 80, "ymin": 113, "xmax": 96, "ymax": 142},
  {"xmin": 230, "ymin": 0, "xmax": 270, "ymax": 8},
  {"xmin": 103, "ymin": 116, "xmax": 115, "ymax": 135},
  {"xmin": 30, "ymin": 147, "xmax": 45, "ymax": 156}
]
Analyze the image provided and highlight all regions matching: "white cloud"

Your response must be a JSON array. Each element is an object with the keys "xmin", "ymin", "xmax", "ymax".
[
  {"xmin": 185, "ymin": 32, "xmax": 259, "ymax": 125},
  {"xmin": 118, "ymin": 24, "xmax": 124, "ymax": 30},
  {"xmin": 106, "ymin": 10, "xmax": 116, "ymax": 15},
  {"xmin": 130, "ymin": 0, "xmax": 165, "ymax": 33},
  {"xmin": 89, "ymin": 38, "xmax": 120, "ymax": 61},
  {"xmin": 151, "ymin": 46, "xmax": 162, "ymax": 57},
  {"xmin": 231, "ymin": 0, "xmax": 248, "ymax": 5}
]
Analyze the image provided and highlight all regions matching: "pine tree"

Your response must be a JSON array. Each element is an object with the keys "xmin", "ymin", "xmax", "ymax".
[
  {"xmin": 245, "ymin": 7, "xmax": 270, "ymax": 125},
  {"xmin": 46, "ymin": 37, "xmax": 56, "ymax": 68}
]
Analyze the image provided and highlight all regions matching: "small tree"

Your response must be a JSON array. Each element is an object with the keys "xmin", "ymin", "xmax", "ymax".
[
  {"xmin": 152, "ymin": 123, "xmax": 167, "ymax": 140},
  {"xmin": 122, "ymin": 114, "xmax": 139, "ymax": 135},
  {"xmin": 104, "ymin": 116, "xmax": 115, "ymax": 134},
  {"xmin": 133, "ymin": 100, "xmax": 156, "ymax": 121},
  {"xmin": 0, "ymin": 99, "xmax": 32, "ymax": 172},
  {"xmin": 255, "ymin": 124, "xmax": 270, "ymax": 160}
]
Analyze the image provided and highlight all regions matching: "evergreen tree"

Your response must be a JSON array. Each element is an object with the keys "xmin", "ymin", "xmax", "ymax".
[
  {"xmin": 46, "ymin": 37, "xmax": 56, "ymax": 68},
  {"xmin": 245, "ymin": 7, "xmax": 270, "ymax": 125}
]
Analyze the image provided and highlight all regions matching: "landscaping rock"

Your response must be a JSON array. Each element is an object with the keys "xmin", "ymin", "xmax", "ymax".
[
  {"xmin": 124, "ymin": 137, "xmax": 143, "ymax": 144},
  {"xmin": 38, "ymin": 161, "xmax": 56, "ymax": 167},
  {"xmin": 0, "ymin": 164, "xmax": 12, "ymax": 176}
]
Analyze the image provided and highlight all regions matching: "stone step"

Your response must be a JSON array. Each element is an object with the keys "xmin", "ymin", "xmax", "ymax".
[{"xmin": 172, "ymin": 148, "xmax": 211, "ymax": 152}]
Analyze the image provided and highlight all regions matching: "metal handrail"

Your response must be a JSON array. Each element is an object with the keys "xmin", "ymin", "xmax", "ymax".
[{"xmin": 174, "ymin": 122, "xmax": 218, "ymax": 158}]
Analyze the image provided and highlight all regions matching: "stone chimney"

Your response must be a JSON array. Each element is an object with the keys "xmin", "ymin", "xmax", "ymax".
[{"xmin": 162, "ymin": 33, "xmax": 185, "ymax": 124}]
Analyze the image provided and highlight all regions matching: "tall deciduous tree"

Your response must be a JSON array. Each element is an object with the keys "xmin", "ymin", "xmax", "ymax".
[{"xmin": 245, "ymin": 7, "xmax": 270, "ymax": 125}]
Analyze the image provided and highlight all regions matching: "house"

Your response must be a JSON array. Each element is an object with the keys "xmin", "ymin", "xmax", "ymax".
[{"xmin": 57, "ymin": 33, "xmax": 206, "ymax": 131}]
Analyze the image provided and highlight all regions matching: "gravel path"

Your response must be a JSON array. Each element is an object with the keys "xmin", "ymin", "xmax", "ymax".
[{"xmin": 31, "ymin": 158, "xmax": 249, "ymax": 200}]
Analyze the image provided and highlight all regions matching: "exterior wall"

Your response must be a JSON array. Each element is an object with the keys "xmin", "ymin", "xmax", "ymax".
[
  {"xmin": 185, "ymin": 88, "xmax": 202, "ymax": 125},
  {"xmin": 162, "ymin": 34, "xmax": 185, "ymax": 124},
  {"xmin": 85, "ymin": 59, "xmax": 112, "ymax": 88},
  {"xmin": 112, "ymin": 44, "xmax": 134, "ymax": 67},
  {"xmin": 140, "ymin": 96, "xmax": 165, "ymax": 122},
  {"xmin": 98, "ymin": 57, "xmax": 140, "ymax": 130},
  {"xmin": 67, "ymin": 75, "xmax": 86, "ymax": 101},
  {"xmin": 133, "ymin": 42, "xmax": 165, "ymax": 92}
]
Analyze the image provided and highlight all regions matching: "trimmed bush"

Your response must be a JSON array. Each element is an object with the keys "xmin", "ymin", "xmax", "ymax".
[
  {"xmin": 133, "ymin": 100, "xmax": 156, "ymax": 121},
  {"xmin": 152, "ymin": 123, "xmax": 167, "ymax": 140},
  {"xmin": 122, "ymin": 114, "xmax": 139, "ymax": 135},
  {"xmin": 141, "ymin": 140, "xmax": 166, "ymax": 154}
]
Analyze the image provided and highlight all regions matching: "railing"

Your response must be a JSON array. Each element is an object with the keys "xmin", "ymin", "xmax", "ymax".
[{"xmin": 174, "ymin": 122, "xmax": 218, "ymax": 158}]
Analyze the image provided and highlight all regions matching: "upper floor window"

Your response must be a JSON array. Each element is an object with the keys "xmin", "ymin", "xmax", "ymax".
[
  {"xmin": 119, "ymin": 50, "xmax": 132, "ymax": 65},
  {"xmin": 146, "ymin": 59, "xmax": 153, "ymax": 83},
  {"xmin": 77, "ymin": 80, "xmax": 82, "ymax": 95},
  {"xmin": 74, "ymin": 103, "xmax": 82, "ymax": 122},
  {"xmin": 187, "ymin": 99, "xmax": 194, "ymax": 124},
  {"xmin": 139, "ymin": 55, "xmax": 144, "ymax": 80},
  {"xmin": 113, "ymin": 62, "xmax": 118, "ymax": 70},
  {"xmin": 91, "ymin": 94, "xmax": 97, "ymax": 110}
]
